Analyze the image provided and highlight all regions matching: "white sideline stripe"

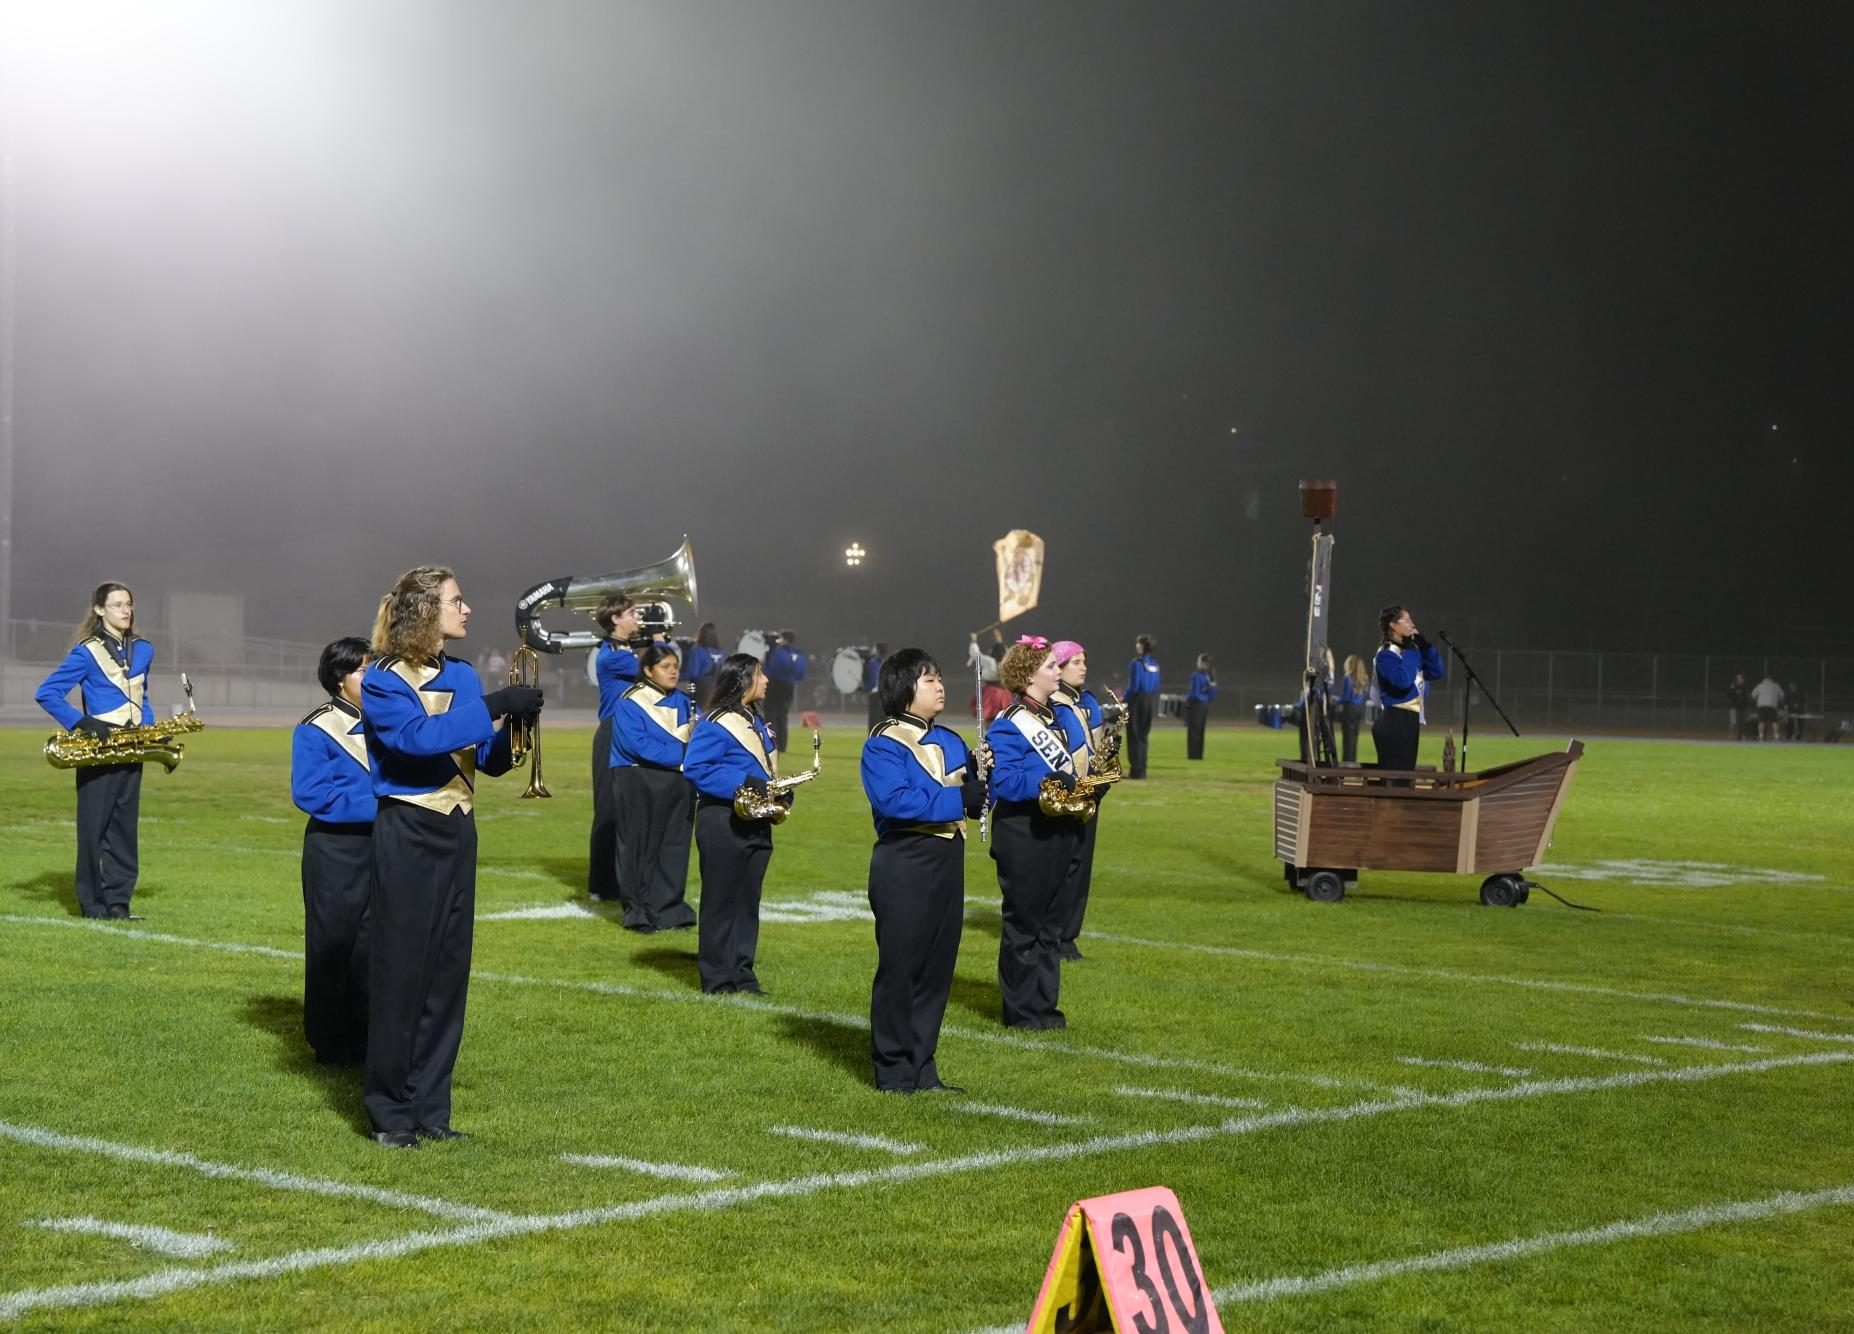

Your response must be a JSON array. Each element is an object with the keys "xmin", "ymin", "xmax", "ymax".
[
  {"xmin": 946, "ymin": 1102, "xmax": 1095, "ymax": 1127},
  {"xmin": 1083, "ymin": 930, "xmax": 1848, "ymax": 1021},
  {"xmin": 766, "ymin": 1126, "xmax": 923, "ymax": 1156},
  {"xmin": 1640, "ymin": 1034, "xmax": 1769, "ymax": 1054},
  {"xmin": 1, "ymin": 918, "xmax": 1405, "ymax": 1097},
  {"xmin": 1739, "ymin": 1022, "xmax": 1854, "ymax": 1046},
  {"xmin": 3, "ymin": 1050, "xmax": 1849, "ymax": 1323},
  {"xmin": 0, "ymin": 1120, "xmax": 513, "ymax": 1225},
  {"xmin": 1113, "ymin": 1086, "xmax": 1270, "ymax": 1111},
  {"xmin": 1397, "ymin": 1057, "xmax": 1533, "ymax": 1079},
  {"xmin": 31, "ymin": 1217, "xmax": 234, "ymax": 1259},
  {"xmin": 477, "ymin": 904, "xmax": 599, "ymax": 922},
  {"xmin": 1514, "ymin": 1042, "xmax": 1667, "ymax": 1067},
  {"xmin": 557, "ymin": 1155, "xmax": 734, "ymax": 1183},
  {"xmin": 1211, "ymin": 1182, "xmax": 1854, "ymax": 1306}
]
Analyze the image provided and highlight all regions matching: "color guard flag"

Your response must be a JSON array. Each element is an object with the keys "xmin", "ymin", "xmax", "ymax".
[{"xmin": 993, "ymin": 529, "xmax": 1045, "ymax": 625}]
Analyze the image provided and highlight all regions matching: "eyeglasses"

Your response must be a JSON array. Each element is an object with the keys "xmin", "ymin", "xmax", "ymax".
[
  {"xmin": 103, "ymin": 601, "xmax": 133, "ymax": 611},
  {"xmin": 439, "ymin": 596, "xmax": 468, "ymax": 609}
]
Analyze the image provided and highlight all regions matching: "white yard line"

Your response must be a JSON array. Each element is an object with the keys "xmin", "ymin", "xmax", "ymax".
[
  {"xmin": 1738, "ymin": 1022, "xmax": 1854, "ymax": 1046},
  {"xmin": 1113, "ymin": 1086, "xmax": 1271, "ymax": 1111},
  {"xmin": 1397, "ymin": 1057, "xmax": 1533, "ymax": 1079},
  {"xmin": 1, "ymin": 915, "xmax": 298, "ymax": 961},
  {"xmin": 1513, "ymin": 1042, "xmax": 1666, "ymax": 1067},
  {"xmin": 30, "ymin": 1217, "xmax": 234, "ymax": 1259},
  {"xmin": 557, "ymin": 1155, "xmax": 734, "ymax": 1183},
  {"xmin": 1082, "ymin": 930, "xmax": 1847, "ymax": 1022},
  {"xmin": 945, "ymin": 1102, "xmax": 1095, "ymax": 1127},
  {"xmin": 0, "ymin": 1120, "xmax": 513, "ymax": 1225},
  {"xmin": 1639, "ymin": 1034, "xmax": 1768, "ymax": 1054},
  {"xmin": 766, "ymin": 1126, "xmax": 923, "ymax": 1156},
  {"xmin": 4, "ymin": 1049, "xmax": 1849, "ymax": 1323}
]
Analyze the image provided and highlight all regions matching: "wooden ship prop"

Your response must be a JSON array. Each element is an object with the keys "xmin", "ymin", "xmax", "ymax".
[{"xmin": 1273, "ymin": 481, "xmax": 1583, "ymax": 906}]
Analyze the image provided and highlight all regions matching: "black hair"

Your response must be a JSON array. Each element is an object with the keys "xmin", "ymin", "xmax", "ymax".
[
  {"xmin": 878, "ymin": 647, "xmax": 940, "ymax": 719},
  {"xmin": 1378, "ymin": 605, "xmax": 1407, "ymax": 644},
  {"xmin": 706, "ymin": 653, "xmax": 762, "ymax": 717},
  {"xmin": 1135, "ymin": 634, "xmax": 1156, "ymax": 656},
  {"xmin": 695, "ymin": 621, "xmax": 720, "ymax": 649},
  {"xmin": 639, "ymin": 641, "xmax": 680, "ymax": 675},
  {"xmin": 778, "ymin": 628, "xmax": 797, "ymax": 645},
  {"xmin": 317, "ymin": 636, "xmax": 371, "ymax": 697}
]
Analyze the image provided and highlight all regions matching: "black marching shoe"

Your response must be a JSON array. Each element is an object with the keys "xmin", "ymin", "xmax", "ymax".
[
  {"xmin": 372, "ymin": 1130, "xmax": 420, "ymax": 1150},
  {"xmin": 415, "ymin": 1126, "xmax": 471, "ymax": 1142},
  {"xmin": 919, "ymin": 1081, "xmax": 966, "ymax": 1094}
]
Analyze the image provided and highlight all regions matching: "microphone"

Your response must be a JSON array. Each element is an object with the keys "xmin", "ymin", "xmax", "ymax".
[{"xmin": 1437, "ymin": 629, "xmax": 1454, "ymax": 646}]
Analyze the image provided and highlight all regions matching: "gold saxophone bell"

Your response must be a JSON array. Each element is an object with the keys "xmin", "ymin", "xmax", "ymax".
[
  {"xmin": 1037, "ymin": 769, "xmax": 1121, "ymax": 821},
  {"xmin": 507, "ymin": 646, "xmax": 552, "ymax": 799},
  {"xmin": 732, "ymin": 729, "xmax": 821, "ymax": 824},
  {"xmin": 45, "ymin": 673, "xmax": 206, "ymax": 773}
]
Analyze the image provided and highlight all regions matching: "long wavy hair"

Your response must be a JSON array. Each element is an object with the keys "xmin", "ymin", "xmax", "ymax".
[
  {"xmin": 705, "ymin": 653, "xmax": 763, "ymax": 719},
  {"xmin": 70, "ymin": 582, "xmax": 134, "ymax": 649},
  {"xmin": 371, "ymin": 566, "xmax": 455, "ymax": 662}
]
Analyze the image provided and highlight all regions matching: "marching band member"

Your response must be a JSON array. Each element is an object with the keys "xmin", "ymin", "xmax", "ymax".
[
  {"xmin": 985, "ymin": 636, "xmax": 1084, "ymax": 1030},
  {"xmin": 1185, "ymin": 652, "xmax": 1217, "ymax": 760},
  {"xmin": 611, "ymin": 642, "xmax": 697, "ymax": 933},
  {"xmin": 1123, "ymin": 634, "xmax": 1160, "ymax": 779},
  {"xmin": 861, "ymin": 648, "xmax": 989, "ymax": 1093},
  {"xmin": 588, "ymin": 594, "xmax": 642, "ymax": 902},
  {"xmin": 684, "ymin": 653, "xmax": 780, "ymax": 995},
  {"xmin": 1372, "ymin": 604, "xmax": 1445, "ymax": 772},
  {"xmin": 291, "ymin": 637, "xmax": 375, "ymax": 1065},
  {"xmin": 361, "ymin": 567, "xmax": 542, "ymax": 1148},
  {"xmin": 1047, "ymin": 640, "xmax": 1103, "ymax": 963},
  {"xmin": 686, "ymin": 621, "xmax": 725, "ymax": 708},
  {"xmin": 763, "ymin": 629, "xmax": 807, "ymax": 753},
  {"xmin": 36, "ymin": 582, "xmax": 155, "ymax": 920},
  {"xmin": 1336, "ymin": 653, "xmax": 1372, "ymax": 763}
]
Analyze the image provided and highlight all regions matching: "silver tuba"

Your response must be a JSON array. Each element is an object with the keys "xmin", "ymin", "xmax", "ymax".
[{"xmin": 515, "ymin": 537, "xmax": 699, "ymax": 654}]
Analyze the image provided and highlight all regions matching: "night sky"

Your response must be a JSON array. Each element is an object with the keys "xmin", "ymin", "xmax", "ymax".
[{"xmin": 6, "ymin": 1, "xmax": 1848, "ymax": 678}]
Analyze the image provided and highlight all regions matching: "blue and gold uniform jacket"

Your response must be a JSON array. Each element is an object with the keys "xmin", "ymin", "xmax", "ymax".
[
  {"xmin": 686, "ymin": 644, "xmax": 723, "ymax": 689},
  {"xmin": 37, "ymin": 633, "xmax": 157, "ymax": 729},
  {"xmin": 1188, "ymin": 671, "xmax": 1218, "ymax": 703},
  {"xmin": 291, "ymin": 697, "xmax": 376, "ymax": 825},
  {"xmin": 765, "ymin": 645, "xmax": 807, "ymax": 684},
  {"xmin": 362, "ymin": 652, "xmax": 512, "ymax": 815},
  {"xmin": 1124, "ymin": 653, "xmax": 1161, "ymax": 698},
  {"xmin": 612, "ymin": 681, "xmax": 694, "ymax": 770},
  {"xmin": 595, "ymin": 641, "xmax": 641, "ymax": 721},
  {"xmin": 1050, "ymin": 685, "xmax": 1096, "ymax": 770},
  {"xmin": 683, "ymin": 706, "xmax": 776, "ymax": 801},
  {"xmin": 1375, "ymin": 641, "xmax": 1446, "ymax": 715},
  {"xmin": 984, "ymin": 697, "xmax": 1077, "ymax": 804},
  {"xmin": 861, "ymin": 713, "xmax": 978, "ymax": 839}
]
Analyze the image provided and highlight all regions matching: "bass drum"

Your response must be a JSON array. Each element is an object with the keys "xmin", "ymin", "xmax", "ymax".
[
  {"xmin": 831, "ymin": 646, "xmax": 871, "ymax": 694},
  {"xmin": 736, "ymin": 630, "xmax": 770, "ymax": 662},
  {"xmin": 584, "ymin": 647, "xmax": 601, "ymax": 688}
]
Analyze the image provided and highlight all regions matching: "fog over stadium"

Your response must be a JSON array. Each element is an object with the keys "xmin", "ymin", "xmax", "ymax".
[{"xmin": 3, "ymin": 1, "xmax": 1846, "ymax": 678}]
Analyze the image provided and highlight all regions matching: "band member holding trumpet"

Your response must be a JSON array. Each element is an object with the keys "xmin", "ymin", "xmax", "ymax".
[
  {"xmin": 1048, "ymin": 640, "xmax": 1104, "ymax": 963},
  {"xmin": 36, "ymin": 582, "xmax": 156, "ymax": 920},
  {"xmin": 611, "ymin": 643, "xmax": 697, "ymax": 933},
  {"xmin": 361, "ymin": 567, "xmax": 541, "ymax": 1148},
  {"xmin": 683, "ymin": 653, "xmax": 780, "ymax": 995},
  {"xmin": 985, "ymin": 636, "xmax": 1084, "ymax": 1031},
  {"xmin": 588, "ymin": 594, "xmax": 643, "ymax": 903},
  {"xmin": 291, "ymin": 637, "xmax": 375, "ymax": 1065},
  {"xmin": 861, "ymin": 648, "xmax": 990, "ymax": 1094}
]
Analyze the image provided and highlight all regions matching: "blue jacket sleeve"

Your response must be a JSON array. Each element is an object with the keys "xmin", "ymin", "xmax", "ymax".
[
  {"xmin": 985, "ymin": 719, "xmax": 1049, "ymax": 803},
  {"xmin": 1420, "ymin": 642, "xmax": 1446, "ymax": 683},
  {"xmin": 291, "ymin": 725, "xmax": 339, "ymax": 817},
  {"xmin": 1375, "ymin": 645, "xmax": 1421, "ymax": 694},
  {"xmin": 683, "ymin": 721, "xmax": 747, "ymax": 799},
  {"xmin": 861, "ymin": 737, "xmax": 963, "ymax": 824},
  {"xmin": 477, "ymin": 719, "xmax": 514, "ymax": 776},
  {"xmin": 35, "ymin": 647, "xmax": 90, "ymax": 729},
  {"xmin": 137, "ymin": 643, "xmax": 156, "ymax": 724},
  {"xmin": 362, "ymin": 670, "xmax": 495, "ymax": 759}
]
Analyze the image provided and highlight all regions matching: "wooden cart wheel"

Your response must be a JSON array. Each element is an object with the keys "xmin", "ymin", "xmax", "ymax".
[
  {"xmin": 1305, "ymin": 870, "xmax": 1346, "ymax": 902},
  {"xmin": 1479, "ymin": 874, "xmax": 1524, "ymax": 908}
]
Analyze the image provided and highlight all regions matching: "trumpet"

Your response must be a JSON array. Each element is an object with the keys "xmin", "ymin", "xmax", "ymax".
[
  {"xmin": 507, "ymin": 646, "xmax": 551, "ymax": 799},
  {"xmin": 732, "ymin": 729, "xmax": 820, "ymax": 824}
]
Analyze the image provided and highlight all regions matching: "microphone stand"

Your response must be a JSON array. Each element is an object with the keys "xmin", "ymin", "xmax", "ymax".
[{"xmin": 1437, "ymin": 630, "xmax": 1518, "ymax": 773}]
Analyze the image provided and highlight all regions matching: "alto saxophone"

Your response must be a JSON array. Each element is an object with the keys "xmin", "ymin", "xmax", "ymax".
[
  {"xmin": 46, "ymin": 673, "xmax": 206, "ymax": 773},
  {"xmin": 1037, "ymin": 768, "xmax": 1121, "ymax": 821},
  {"xmin": 732, "ymin": 730, "xmax": 821, "ymax": 825}
]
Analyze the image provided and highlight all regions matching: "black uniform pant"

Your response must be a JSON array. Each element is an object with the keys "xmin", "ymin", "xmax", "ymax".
[
  {"xmin": 696, "ymin": 800, "xmax": 772, "ymax": 993},
  {"xmin": 74, "ymin": 762, "xmax": 142, "ymax": 917},
  {"xmin": 1185, "ymin": 699, "xmax": 1209, "ymax": 759},
  {"xmin": 1372, "ymin": 706, "xmax": 1422, "ymax": 772},
  {"xmin": 364, "ymin": 801, "xmax": 476, "ymax": 1135},
  {"xmin": 992, "ymin": 802, "xmax": 1081, "ymax": 1028},
  {"xmin": 614, "ymin": 765, "xmax": 696, "ymax": 931},
  {"xmin": 1338, "ymin": 703, "xmax": 1362, "ymax": 763},
  {"xmin": 587, "ymin": 718, "xmax": 621, "ymax": 901},
  {"xmin": 1055, "ymin": 806, "xmax": 1101, "ymax": 957},
  {"xmin": 868, "ymin": 833, "xmax": 964, "ymax": 1091},
  {"xmin": 865, "ymin": 691, "xmax": 884, "ymax": 731},
  {"xmin": 764, "ymin": 680, "xmax": 795, "ymax": 753},
  {"xmin": 302, "ymin": 818, "xmax": 372, "ymax": 1063},
  {"xmin": 1126, "ymin": 693, "xmax": 1156, "ymax": 778}
]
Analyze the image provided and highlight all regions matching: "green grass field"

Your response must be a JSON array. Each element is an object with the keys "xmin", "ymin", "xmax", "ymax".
[{"xmin": 1, "ymin": 721, "xmax": 1850, "ymax": 1331}]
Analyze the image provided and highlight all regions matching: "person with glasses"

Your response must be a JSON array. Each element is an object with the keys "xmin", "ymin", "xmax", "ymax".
[
  {"xmin": 360, "ymin": 567, "xmax": 542, "ymax": 1148},
  {"xmin": 35, "ymin": 583, "xmax": 157, "ymax": 920}
]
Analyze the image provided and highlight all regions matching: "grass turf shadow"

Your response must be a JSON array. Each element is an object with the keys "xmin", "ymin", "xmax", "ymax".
[
  {"xmin": 632, "ymin": 944, "xmax": 702, "ymax": 991},
  {"xmin": 242, "ymin": 993, "xmax": 371, "ymax": 1135},
  {"xmin": 13, "ymin": 869, "xmax": 80, "ymax": 915},
  {"xmin": 774, "ymin": 1012, "xmax": 870, "ymax": 1084}
]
